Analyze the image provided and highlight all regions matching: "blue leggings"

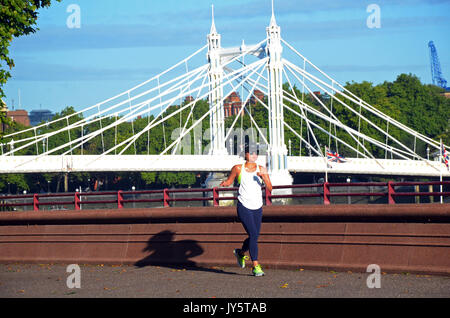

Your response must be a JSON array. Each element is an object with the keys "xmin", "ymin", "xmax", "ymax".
[{"xmin": 237, "ymin": 200, "xmax": 263, "ymax": 262}]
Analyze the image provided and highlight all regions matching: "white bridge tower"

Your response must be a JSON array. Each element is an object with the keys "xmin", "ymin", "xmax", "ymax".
[
  {"xmin": 265, "ymin": 6, "xmax": 293, "ymax": 189},
  {"xmin": 207, "ymin": 6, "xmax": 227, "ymax": 156}
]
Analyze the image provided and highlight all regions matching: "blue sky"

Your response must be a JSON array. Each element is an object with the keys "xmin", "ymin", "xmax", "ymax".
[{"xmin": 3, "ymin": 0, "xmax": 450, "ymax": 114}]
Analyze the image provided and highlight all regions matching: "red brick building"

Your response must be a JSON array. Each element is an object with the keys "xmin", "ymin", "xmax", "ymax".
[
  {"xmin": 184, "ymin": 96, "xmax": 194, "ymax": 104},
  {"xmin": 248, "ymin": 89, "xmax": 265, "ymax": 106},
  {"xmin": 224, "ymin": 92, "xmax": 242, "ymax": 118},
  {"xmin": 7, "ymin": 110, "xmax": 30, "ymax": 127}
]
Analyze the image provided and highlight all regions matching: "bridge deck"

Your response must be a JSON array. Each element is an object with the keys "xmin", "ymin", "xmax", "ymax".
[{"xmin": 0, "ymin": 155, "xmax": 448, "ymax": 177}]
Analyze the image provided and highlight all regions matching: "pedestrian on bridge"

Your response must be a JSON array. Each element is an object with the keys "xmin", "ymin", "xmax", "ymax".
[{"xmin": 220, "ymin": 143, "xmax": 272, "ymax": 277}]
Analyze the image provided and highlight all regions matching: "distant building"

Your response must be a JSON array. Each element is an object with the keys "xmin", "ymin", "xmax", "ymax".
[
  {"xmin": 29, "ymin": 109, "xmax": 54, "ymax": 126},
  {"xmin": 184, "ymin": 96, "xmax": 195, "ymax": 104},
  {"xmin": 248, "ymin": 89, "xmax": 265, "ymax": 106},
  {"xmin": 7, "ymin": 109, "xmax": 30, "ymax": 127},
  {"xmin": 224, "ymin": 92, "xmax": 242, "ymax": 118}
]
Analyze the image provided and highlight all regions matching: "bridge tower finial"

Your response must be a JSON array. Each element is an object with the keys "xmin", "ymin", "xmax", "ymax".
[
  {"xmin": 210, "ymin": 4, "xmax": 217, "ymax": 34},
  {"xmin": 207, "ymin": 4, "xmax": 226, "ymax": 156},
  {"xmin": 270, "ymin": 0, "xmax": 277, "ymax": 26},
  {"xmin": 271, "ymin": 0, "xmax": 275, "ymax": 21}
]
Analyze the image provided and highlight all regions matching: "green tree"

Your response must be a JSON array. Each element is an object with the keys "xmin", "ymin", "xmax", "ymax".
[
  {"xmin": 141, "ymin": 172, "xmax": 157, "ymax": 185},
  {"xmin": 157, "ymin": 172, "xmax": 197, "ymax": 188},
  {"xmin": 0, "ymin": 173, "xmax": 29, "ymax": 193}
]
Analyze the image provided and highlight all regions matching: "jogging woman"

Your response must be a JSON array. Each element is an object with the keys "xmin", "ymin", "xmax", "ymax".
[{"xmin": 219, "ymin": 144, "xmax": 272, "ymax": 276}]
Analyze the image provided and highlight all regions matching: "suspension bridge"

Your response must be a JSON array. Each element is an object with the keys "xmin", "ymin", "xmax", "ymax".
[{"xmin": 1, "ymin": 4, "xmax": 449, "ymax": 185}]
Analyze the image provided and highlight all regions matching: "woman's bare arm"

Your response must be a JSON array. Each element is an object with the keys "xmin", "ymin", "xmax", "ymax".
[
  {"xmin": 257, "ymin": 166, "xmax": 273, "ymax": 193},
  {"xmin": 220, "ymin": 165, "xmax": 240, "ymax": 187}
]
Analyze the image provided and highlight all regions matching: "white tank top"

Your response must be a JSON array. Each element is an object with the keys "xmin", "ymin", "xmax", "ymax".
[{"xmin": 237, "ymin": 163, "xmax": 263, "ymax": 210}]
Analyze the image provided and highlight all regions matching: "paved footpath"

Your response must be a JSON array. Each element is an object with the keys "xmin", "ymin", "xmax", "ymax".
[{"xmin": 1, "ymin": 263, "xmax": 449, "ymax": 299}]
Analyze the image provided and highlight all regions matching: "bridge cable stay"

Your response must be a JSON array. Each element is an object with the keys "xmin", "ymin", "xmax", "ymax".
[
  {"xmin": 172, "ymin": 66, "xmax": 210, "ymax": 155},
  {"xmin": 98, "ymin": 37, "xmax": 268, "ymax": 158},
  {"xmin": 385, "ymin": 121, "xmax": 389, "ymax": 160},
  {"xmin": 357, "ymin": 99, "xmax": 362, "ymax": 158},
  {"xmin": 7, "ymin": 63, "xmax": 210, "ymax": 170},
  {"xmin": 2, "ymin": 45, "xmax": 209, "ymax": 145},
  {"xmin": 147, "ymin": 102, "xmax": 151, "ymax": 155},
  {"xmin": 97, "ymin": 104, "xmax": 105, "ymax": 154},
  {"xmin": 157, "ymin": 76, "xmax": 167, "ymax": 151},
  {"xmin": 328, "ymin": 81, "xmax": 334, "ymax": 150},
  {"xmin": 230, "ymin": 57, "xmax": 262, "ymax": 148},
  {"xmin": 163, "ymin": 58, "xmax": 269, "ymax": 159},
  {"xmin": 280, "ymin": 53, "xmax": 443, "ymax": 173},
  {"xmin": 66, "ymin": 117, "xmax": 72, "ymax": 155},
  {"xmin": 284, "ymin": 62, "xmax": 428, "ymax": 165},
  {"xmin": 72, "ymin": 66, "xmax": 210, "ymax": 158},
  {"xmin": 282, "ymin": 63, "xmax": 394, "ymax": 163},
  {"xmin": 114, "ymin": 113, "xmax": 118, "ymax": 155},
  {"xmin": 98, "ymin": 38, "xmax": 268, "ymax": 159},
  {"xmin": 225, "ymin": 70, "xmax": 270, "ymax": 147},
  {"xmin": 2, "ymin": 45, "xmax": 209, "ymax": 156},
  {"xmin": 282, "ymin": 66, "xmax": 328, "ymax": 158},
  {"xmin": 79, "ymin": 68, "xmax": 211, "ymax": 159},
  {"xmin": 294, "ymin": 72, "xmax": 430, "ymax": 163},
  {"xmin": 230, "ymin": 69, "xmax": 321, "ymax": 157},
  {"xmin": 282, "ymin": 57, "xmax": 438, "ymax": 162},
  {"xmin": 220, "ymin": 64, "xmax": 269, "ymax": 142},
  {"xmin": 281, "ymin": 94, "xmax": 368, "ymax": 159},
  {"xmin": 301, "ymin": 59, "xmax": 306, "ymax": 155},
  {"xmin": 82, "ymin": 60, "xmax": 244, "ymax": 158},
  {"xmin": 228, "ymin": 65, "xmax": 323, "ymax": 158},
  {"xmin": 223, "ymin": 72, "xmax": 267, "ymax": 149},
  {"xmin": 116, "ymin": 66, "xmax": 212, "ymax": 156},
  {"xmin": 2, "ymin": 62, "xmax": 209, "ymax": 159},
  {"xmin": 127, "ymin": 91, "xmax": 137, "ymax": 155},
  {"xmin": 151, "ymin": 57, "xmax": 268, "ymax": 160},
  {"xmin": 113, "ymin": 56, "xmax": 269, "ymax": 161},
  {"xmin": 282, "ymin": 38, "xmax": 447, "ymax": 152},
  {"xmin": 3, "ymin": 35, "xmax": 267, "ymax": 160},
  {"xmin": 103, "ymin": 56, "xmax": 269, "ymax": 169},
  {"xmin": 7, "ymin": 61, "xmax": 209, "ymax": 159},
  {"xmin": 33, "ymin": 127, "xmax": 38, "ymax": 155},
  {"xmin": 282, "ymin": 63, "xmax": 382, "ymax": 166}
]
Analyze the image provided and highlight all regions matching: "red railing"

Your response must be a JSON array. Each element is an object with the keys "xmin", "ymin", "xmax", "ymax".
[{"xmin": 1, "ymin": 181, "xmax": 449, "ymax": 211}]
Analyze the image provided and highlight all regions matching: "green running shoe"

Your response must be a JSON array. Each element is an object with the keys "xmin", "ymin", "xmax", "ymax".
[
  {"xmin": 233, "ymin": 249, "xmax": 249, "ymax": 268},
  {"xmin": 252, "ymin": 264, "xmax": 265, "ymax": 277}
]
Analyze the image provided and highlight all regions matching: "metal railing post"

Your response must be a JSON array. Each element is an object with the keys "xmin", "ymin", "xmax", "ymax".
[
  {"xmin": 74, "ymin": 192, "xmax": 81, "ymax": 210},
  {"xmin": 323, "ymin": 182, "xmax": 331, "ymax": 205},
  {"xmin": 33, "ymin": 194, "xmax": 39, "ymax": 211},
  {"xmin": 213, "ymin": 187, "xmax": 219, "ymax": 207},
  {"xmin": 117, "ymin": 190, "xmax": 124, "ymax": 209},
  {"xmin": 163, "ymin": 188, "xmax": 170, "ymax": 207},
  {"xmin": 388, "ymin": 181, "xmax": 395, "ymax": 204}
]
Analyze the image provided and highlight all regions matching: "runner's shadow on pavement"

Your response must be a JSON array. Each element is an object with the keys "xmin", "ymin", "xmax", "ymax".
[{"xmin": 134, "ymin": 230, "xmax": 239, "ymax": 276}]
